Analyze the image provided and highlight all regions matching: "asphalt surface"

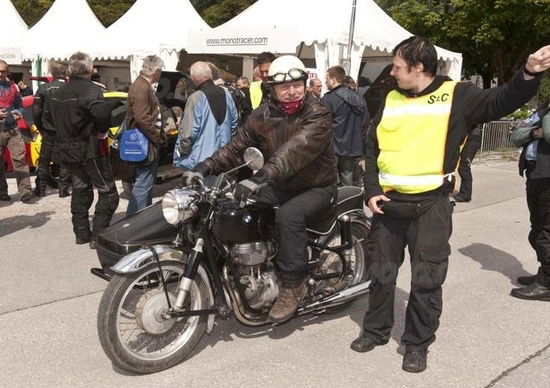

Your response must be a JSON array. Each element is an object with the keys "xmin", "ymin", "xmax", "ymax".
[{"xmin": 0, "ymin": 160, "xmax": 549, "ymax": 388}]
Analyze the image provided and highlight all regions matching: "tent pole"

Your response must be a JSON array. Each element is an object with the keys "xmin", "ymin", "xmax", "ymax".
[{"xmin": 344, "ymin": 0, "xmax": 358, "ymax": 74}]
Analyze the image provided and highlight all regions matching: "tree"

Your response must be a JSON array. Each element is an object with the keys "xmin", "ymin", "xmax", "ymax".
[
  {"xmin": 12, "ymin": 0, "xmax": 136, "ymax": 27},
  {"xmin": 201, "ymin": 0, "xmax": 256, "ymax": 27},
  {"xmin": 376, "ymin": 0, "xmax": 550, "ymax": 88}
]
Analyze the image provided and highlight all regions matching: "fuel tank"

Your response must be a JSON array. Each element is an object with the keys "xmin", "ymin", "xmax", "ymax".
[{"xmin": 212, "ymin": 199, "xmax": 275, "ymax": 244}]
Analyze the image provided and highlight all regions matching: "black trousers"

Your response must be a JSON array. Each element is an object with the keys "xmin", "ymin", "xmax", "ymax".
[
  {"xmin": 66, "ymin": 156, "xmax": 119, "ymax": 240},
  {"xmin": 37, "ymin": 134, "xmax": 70, "ymax": 192},
  {"xmin": 362, "ymin": 196, "xmax": 453, "ymax": 350},
  {"xmin": 526, "ymin": 178, "xmax": 550, "ymax": 286},
  {"xmin": 457, "ymin": 136, "xmax": 481, "ymax": 200},
  {"xmin": 255, "ymin": 185, "xmax": 336, "ymax": 284}
]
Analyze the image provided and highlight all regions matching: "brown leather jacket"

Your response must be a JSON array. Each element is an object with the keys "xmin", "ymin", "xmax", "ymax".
[
  {"xmin": 203, "ymin": 93, "xmax": 338, "ymax": 192},
  {"xmin": 127, "ymin": 75, "xmax": 162, "ymax": 144}
]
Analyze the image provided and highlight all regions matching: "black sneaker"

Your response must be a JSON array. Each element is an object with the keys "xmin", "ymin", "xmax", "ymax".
[
  {"xmin": 402, "ymin": 350, "xmax": 428, "ymax": 373},
  {"xmin": 0, "ymin": 194, "xmax": 11, "ymax": 201},
  {"xmin": 350, "ymin": 335, "xmax": 389, "ymax": 353}
]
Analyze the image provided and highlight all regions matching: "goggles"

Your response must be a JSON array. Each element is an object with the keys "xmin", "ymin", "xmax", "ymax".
[{"xmin": 268, "ymin": 68, "xmax": 308, "ymax": 83}]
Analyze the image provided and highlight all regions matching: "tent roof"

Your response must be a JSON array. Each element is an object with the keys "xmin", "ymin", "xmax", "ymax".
[
  {"xmin": 213, "ymin": 0, "xmax": 460, "ymax": 62},
  {"xmin": 98, "ymin": 0, "xmax": 211, "ymax": 60},
  {"xmin": 0, "ymin": 0, "xmax": 28, "ymax": 48},
  {"xmin": 22, "ymin": 0, "xmax": 106, "ymax": 61}
]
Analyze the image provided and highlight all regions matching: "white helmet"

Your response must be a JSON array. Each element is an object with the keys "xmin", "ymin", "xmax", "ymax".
[{"xmin": 267, "ymin": 55, "xmax": 308, "ymax": 85}]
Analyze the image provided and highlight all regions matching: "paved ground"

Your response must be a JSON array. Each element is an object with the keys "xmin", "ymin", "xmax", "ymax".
[{"xmin": 0, "ymin": 160, "xmax": 549, "ymax": 388}]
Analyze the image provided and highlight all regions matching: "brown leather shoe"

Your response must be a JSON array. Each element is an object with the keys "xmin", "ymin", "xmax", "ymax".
[{"xmin": 269, "ymin": 279, "xmax": 308, "ymax": 323}]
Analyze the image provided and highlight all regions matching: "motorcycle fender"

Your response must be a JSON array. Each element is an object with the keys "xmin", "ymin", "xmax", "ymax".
[{"xmin": 111, "ymin": 245, "xmax": 216, "ymax": 334}]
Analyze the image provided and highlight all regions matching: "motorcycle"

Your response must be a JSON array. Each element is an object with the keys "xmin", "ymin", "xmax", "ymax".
[{"xmin": 95, "ymin": 147, "xmax": 371, "ymax": 374}]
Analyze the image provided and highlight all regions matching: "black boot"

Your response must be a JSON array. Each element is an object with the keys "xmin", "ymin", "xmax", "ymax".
[
  {"xmin": 511, "ymin": 282, "xmax": 550, "ymax": 301},
  {"xmin": 402, "ymin": 350, "xmax": 428, "ymax": 373}
]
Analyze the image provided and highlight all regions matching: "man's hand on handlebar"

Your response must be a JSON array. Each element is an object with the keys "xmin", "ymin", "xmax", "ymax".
[
  {"xmin": 235, "ymin": 169, "xmax": 270, "ymax": 207},
  {"xmin": 182, "ymin": 161, "xmax": 211, "ymax": 186}
]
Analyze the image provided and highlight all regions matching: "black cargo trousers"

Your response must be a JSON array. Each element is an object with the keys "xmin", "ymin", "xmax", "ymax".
[
  {"xmin": 526, "ymin": 177, "xmax": 550, "ymax": 286},
  {"xmin": 255, "ymin": 184, "xmax": 337, "ymax": 285},
  {"xmin": 362, "ymin": 195, "xmax": 453, "ymax": 351},
  {"xmin": 65, "ymin": 156, "xmax": 119, "ymax": 241}
]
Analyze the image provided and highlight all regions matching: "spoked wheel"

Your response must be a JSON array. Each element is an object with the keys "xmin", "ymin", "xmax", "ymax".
[
  {"xmin": 97, "ymin": 261, "xmax": 208, "ymax": 374},
  {"xmin": 315, "ymin": 222, "xmax": 369, "ymax": 307}
]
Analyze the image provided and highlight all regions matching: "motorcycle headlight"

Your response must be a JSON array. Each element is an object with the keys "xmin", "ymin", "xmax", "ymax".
[{"xmin": 161, "ymin": 189, "xmax": 198, "ymax": 225}]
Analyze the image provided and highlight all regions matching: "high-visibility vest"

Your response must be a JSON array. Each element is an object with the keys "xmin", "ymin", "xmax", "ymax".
[
  {"xmin": 376, "ymin": 81, "xmax": 458, "ymax": 194},
  {"xmin": 250, "ymin": 81, "xmax": 263, "ymax": 109}
]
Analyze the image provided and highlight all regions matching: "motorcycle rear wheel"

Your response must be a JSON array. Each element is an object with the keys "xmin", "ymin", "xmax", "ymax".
[
  {"xmin": 316, "ymin": 221, "xmax": 370, "ymax": 309},
  {"xmin": 97, "ymin": 261, "xmax": 208, "ymax": 374}
]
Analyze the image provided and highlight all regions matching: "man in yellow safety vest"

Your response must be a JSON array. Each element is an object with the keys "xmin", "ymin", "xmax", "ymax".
[{"xmin": 352, "ymin": 36, "xmax": 550, "ymax": 373}]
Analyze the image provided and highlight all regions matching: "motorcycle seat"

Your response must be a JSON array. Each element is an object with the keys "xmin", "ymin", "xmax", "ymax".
[{"xmin": 306, "ymin": 186, "xmax": 364, "ymax": 236}]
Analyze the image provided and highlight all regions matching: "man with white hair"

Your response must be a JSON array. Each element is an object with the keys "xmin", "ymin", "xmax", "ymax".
[
  {"xmin": 173, "ymin": 61, "xmax": 238, "ymax": 170},
  {"xmin": 49, "ymin": 51, "xmax": 119, "ymax": 248},
  {"xmin": 126, "ymin": 55, "xmax": 165, "ymax": 216}
]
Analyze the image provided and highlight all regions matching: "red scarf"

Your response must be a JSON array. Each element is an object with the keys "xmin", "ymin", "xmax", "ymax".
[{"xmin": 276, "ymin": 99, "xmax": 304, "ymax": 115}]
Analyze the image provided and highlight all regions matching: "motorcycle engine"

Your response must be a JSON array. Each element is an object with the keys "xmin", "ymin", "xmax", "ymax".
[{"xmin": 230, "ymin": 241, "xmax": 278, "ymax": 310}]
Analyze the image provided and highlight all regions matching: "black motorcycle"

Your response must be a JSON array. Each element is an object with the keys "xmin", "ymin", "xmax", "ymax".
[{"xmin": 94, "ymin": 148, "xmax": 371, "ymax": 374}]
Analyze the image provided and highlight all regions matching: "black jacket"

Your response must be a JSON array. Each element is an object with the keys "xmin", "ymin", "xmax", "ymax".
[
  {"xmin": 32, "ymin": 79, "xmax": 65, "ymax": 135},
  {"xmin": 321, "ymin": 85, "xmax": 369, "ymax": 157},
  {"xmin": 49, "ymin": 77, "xmax": 113, "ymax": 163},
  {"xmin": 364, "ymin": 68, "xmax": 542, "ymax": 201}
]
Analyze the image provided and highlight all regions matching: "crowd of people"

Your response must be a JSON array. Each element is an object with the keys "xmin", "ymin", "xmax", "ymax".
[{"xmin": 1, "ymin": 37, "xmax": 550, "ymax": 373}]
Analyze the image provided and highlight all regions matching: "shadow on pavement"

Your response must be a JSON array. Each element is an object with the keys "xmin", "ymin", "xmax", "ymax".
[
  {"xmin": 459, "ymin": 242, "xmax": 532, "ymax": 285},
  {"xmin": 0, "ymin": 211, "xmax": 55, "ymax": 238}
]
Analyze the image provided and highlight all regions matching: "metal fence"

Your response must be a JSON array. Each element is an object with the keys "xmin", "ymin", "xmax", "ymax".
[{"xmin": 478, "ymin": 120, "xmax": 520, "ymax": 158}]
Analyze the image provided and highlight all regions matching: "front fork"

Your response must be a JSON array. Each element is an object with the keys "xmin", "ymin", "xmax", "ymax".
[{"xmin": 174, "ymin": 237, "xmax": 205, "ymax": 309}]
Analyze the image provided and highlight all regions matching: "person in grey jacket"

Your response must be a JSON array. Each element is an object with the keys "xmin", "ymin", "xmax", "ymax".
[
  {"xmin": 509, "ymin": 102, "xmax": 550, "ymax": 301},
  {"xmin": 321, "ymin": 66, "xmax": 369, "ymax": 186}
]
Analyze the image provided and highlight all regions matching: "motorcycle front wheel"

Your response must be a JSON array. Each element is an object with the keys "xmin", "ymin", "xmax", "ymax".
[{"xmin": 97, "ymin": 261, "xmax": 208, "ymax": 374}]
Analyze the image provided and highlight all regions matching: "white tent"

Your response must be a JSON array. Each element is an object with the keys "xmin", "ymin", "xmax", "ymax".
[
  {"xmin": 0, "ymin": 0, "xmax": 28, "ymax": 65},
  {"xmin": 187, "ymin": 0, "xmax": 462, "ymax": 81},
  {"xmin": 22, "ymin": 0, "xmax": 106, "ymax": 62},
  {"xmin": 98, "ymin": 0, "xmax": 212, "ymax": 81}
]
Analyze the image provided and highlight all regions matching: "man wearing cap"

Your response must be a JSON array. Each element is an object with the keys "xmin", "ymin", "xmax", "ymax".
[{"xmin": 182, "ymin": 55, "xmax": 338, "ymax": 323}]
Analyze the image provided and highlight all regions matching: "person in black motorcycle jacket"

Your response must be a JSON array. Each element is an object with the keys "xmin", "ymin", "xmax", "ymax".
[{"xmin": 48, "ymin": 52, "xmax": 120, "ymax": 248}]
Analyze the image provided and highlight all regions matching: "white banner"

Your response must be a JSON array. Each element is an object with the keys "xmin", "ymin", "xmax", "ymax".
[
  {"xmin": 0, "ymin": 48, "xmax": 22, "ymax": 65},
  {"xmin": 187, "ymin": 27, "xmax": 299, "ymax": 54}
]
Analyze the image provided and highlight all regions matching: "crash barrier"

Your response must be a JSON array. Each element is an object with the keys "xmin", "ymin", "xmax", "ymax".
[{"xmin": 478, "ymin": 120, "xmax": 520, "ymax": 158}]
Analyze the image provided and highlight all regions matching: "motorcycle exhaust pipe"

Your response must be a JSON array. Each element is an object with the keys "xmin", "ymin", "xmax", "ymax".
[{"xmin": 297, "ymin": 280, "xmax": 372, "ymax": 315}]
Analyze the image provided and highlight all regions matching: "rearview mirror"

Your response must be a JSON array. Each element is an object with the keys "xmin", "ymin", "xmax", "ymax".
[{"xmin": 243, "ymin": 147, "xmax": 264, "ymax": 171}]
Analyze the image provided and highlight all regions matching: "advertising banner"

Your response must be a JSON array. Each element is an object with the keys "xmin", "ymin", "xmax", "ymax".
[
  {"xmin": 0, "ymin": 48, "xmax": 22, "ymax": 65},
  {"xmin": 187, "ymin": 27, "xmax": 299, "ymax": 54}
]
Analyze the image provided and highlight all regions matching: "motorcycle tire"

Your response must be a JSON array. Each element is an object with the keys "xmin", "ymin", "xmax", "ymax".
[{"xmin": 97, "ymin": 261, "xmax": 208, "ymax": 374}]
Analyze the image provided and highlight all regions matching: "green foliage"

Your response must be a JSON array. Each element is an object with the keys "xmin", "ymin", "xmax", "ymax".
[
  {"xmin": 201, "ymin": 0, "xmax": 256, "ymax": 27},
  {"xmin": 13, "ymin": 0, "xmax": 136, "ymax": 27},
  {"xmin": 537, "ymin": 73, "xmax": 550, "ymax": 106},
  {"xmin": 88, "ymin": 0, "xmax": 136, "ymax": 27},
  {"xmin": 375, "ymin": 0, "xmax": 550, "ymax": 88},
  {"xmin": 507, "ymin": 105, "xmax": 532, "ymax": 120},
  {"xmin": 13, "ymin": 0, "xmax": 254, "ymax": 28}
]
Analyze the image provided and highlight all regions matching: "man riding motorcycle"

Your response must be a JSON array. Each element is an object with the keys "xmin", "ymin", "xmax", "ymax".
[{"xmin": 183, "ymin": 55, "xmax": 338, "ymax": 323}]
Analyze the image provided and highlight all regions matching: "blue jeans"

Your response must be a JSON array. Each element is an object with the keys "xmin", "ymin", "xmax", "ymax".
[{"xmin": 126, "ymin": 157, "xmax": 159, "ymax": 216}]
